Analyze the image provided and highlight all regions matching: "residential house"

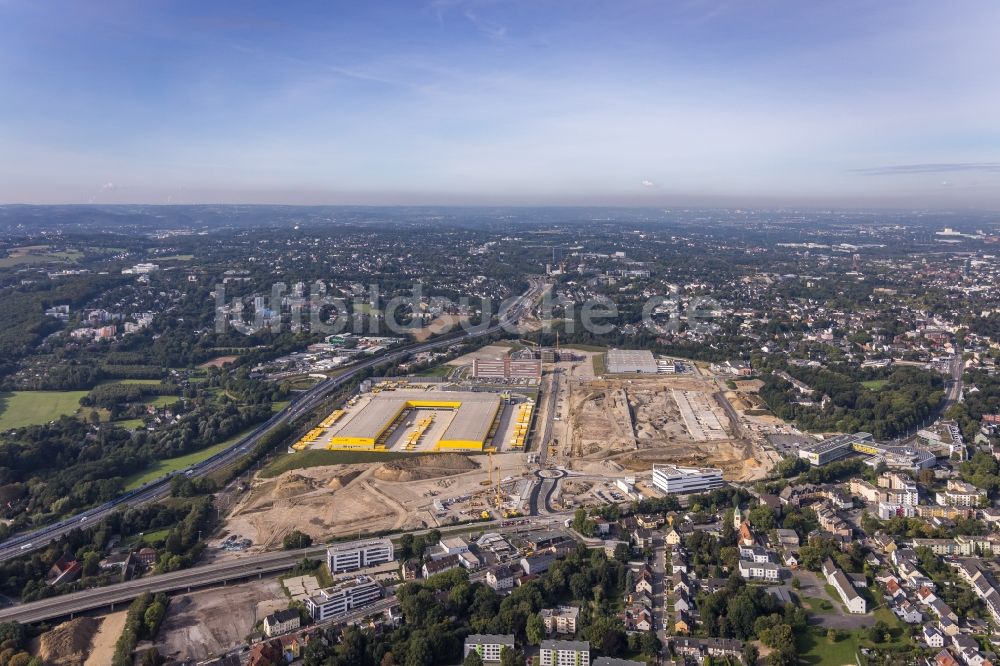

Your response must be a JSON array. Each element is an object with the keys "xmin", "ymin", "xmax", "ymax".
[
  {"xmin": 923, "ymin": 625, "xmax": 946, "ymax": 648},
  {"xmin": 823, "ymin": 558, "xmax": 866, "ymax": 614},
  {"xmin": 423, "ymin": 554, "xmax": 460, "ymax": 578},
  {"xmin": 263, "ymin": 609, "xmax": 300, "ymax": 638},
  {"xmin": 487, "ymin": 565, "xmax": 516, "ymax": 591},
  {"xmin": 540, "ymin": 606, "xmax": 580, "ymax": 635},
  {"xmin": 738, "ymin": 560, "xmax": 780, "ymax": 582},
  {"xmin": 894, "ymin": 600, "xmax": 922, "ymax": 624}
]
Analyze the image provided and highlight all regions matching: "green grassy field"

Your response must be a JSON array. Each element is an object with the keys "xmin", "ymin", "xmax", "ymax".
[
  {"xmin": 862, "ymin": 379, "xmax": 889, "ymax": 390},
  {"xmin": 0, "ymin": 390, "xmax": 89, "ymax": 430},
  {"xmin": 122, "ymin": 427, "xmax": 258, "ymax": 490},
  {"xmin": 125, "ymin": 527, "xmax": 171, "ymax": 547},
  {"xmin": 260, "ymin": 449, "xmax": 432, "ymax": 478},
  {"xmin": 592, "ymin": 353, "xmax": 607, "ymax": 376},
  {"xmin": 800, "ymin": 595, "xmax": 835, "ymax": 614},
  {"xmin": 798, "ymin": 628, "xmax": 860, "ymax": 666},
  {"xmin": 118, "ymin": 379, "xmax": 165, "ymax": 386},
  {"xmin": 115, "ymin": 418, "xmax": 146, "ymax": 430},
  {"xmin": 0, "ymin": 246, "xmax": 83, "ymax": 267},
  {"xmin": 143, "ymin": 395, "xmax": 181, "ymax": 408},
  {"xmin": 417, "ymin": 363, "xmax": 453, "ymax": 377}
]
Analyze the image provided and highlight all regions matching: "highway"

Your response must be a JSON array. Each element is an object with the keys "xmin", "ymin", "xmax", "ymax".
[
  {"xmin": 0, "ymin": 280, "xmax": 545, "ymax": 563},
  {"xmin": 0, "ymin": 511, "xmax": 574, "ymax": 625}
]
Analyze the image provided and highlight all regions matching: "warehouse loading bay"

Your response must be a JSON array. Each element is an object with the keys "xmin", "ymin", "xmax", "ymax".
[{"xmin": 293, "ymin": 382, "xmax": 536, "ymax": 454}]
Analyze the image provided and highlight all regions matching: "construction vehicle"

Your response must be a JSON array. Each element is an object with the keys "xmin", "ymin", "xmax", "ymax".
[{"xmin": 480, "ymin": 510, "xmax": 491, "ymax": 520}]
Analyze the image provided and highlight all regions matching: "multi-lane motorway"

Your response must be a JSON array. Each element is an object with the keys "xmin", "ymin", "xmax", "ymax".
[
  {"xmin": 0, "ymin": 511, "xmax": 573, "ymax": 625},
  {"xmin": 0, "ymin": 281, "xmax": 545, "ymax": 564}
]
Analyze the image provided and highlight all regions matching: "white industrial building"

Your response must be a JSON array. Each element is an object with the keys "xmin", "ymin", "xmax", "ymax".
[
  {"xmin": 306, "ymin": 575, "xmax": 383, "ymax": 621},
  {"xmin": 606, "ymin": 349, "xmax": 658, "ymax": 374},
  {"xmin": 327, "ymin": 538, "xmax": 394, "ymax": 574},
  {"xmin": 651, "ymin": 465, "xmax": 723, "ymax": 494}
]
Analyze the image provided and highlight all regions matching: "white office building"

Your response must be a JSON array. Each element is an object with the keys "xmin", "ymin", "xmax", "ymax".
[
  {"xmin": 327, "ymin": 538, "xmax": 394, "ymax": 574},
  {"xmin": 306, "ymin": 575, "xmax": 383, "ymax": 621},
  {"xmin": 652, "ymin": 465, "xmax": 723, "ymax": 494}
]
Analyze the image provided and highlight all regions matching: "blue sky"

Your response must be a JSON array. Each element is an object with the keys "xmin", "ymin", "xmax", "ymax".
[{"xmin": 1, "ymin": 0, "xmax": 999, "ymax": 207}]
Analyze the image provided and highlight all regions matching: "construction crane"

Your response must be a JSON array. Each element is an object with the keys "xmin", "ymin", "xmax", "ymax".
[{"xmin": 486, "ymin": 450, "xmax": 503, "ymax": 508}]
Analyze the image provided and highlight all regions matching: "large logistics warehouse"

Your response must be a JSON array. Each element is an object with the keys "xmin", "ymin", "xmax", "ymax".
[
  {"xmin": 606, "ymin": 349, "xmax": 659, "ymax": 374},
  {"xmin": 328, "ymin": 390, "xmax": 503, "ymax": 452}
]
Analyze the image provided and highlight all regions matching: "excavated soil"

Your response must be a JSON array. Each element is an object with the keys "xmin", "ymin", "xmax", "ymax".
[
  {"xmin": 37, "ymin": 616, "xmax": 101, "ymax": 666},
  {"xmin": 374, "ymin": 452, "xmax": 479, "ymax": 482}
]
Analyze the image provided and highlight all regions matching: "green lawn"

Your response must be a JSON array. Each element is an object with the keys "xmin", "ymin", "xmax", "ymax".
[
  {"xmin": 800, "ymin": 595, "xmax": 835, "ymax": 614},
  {"xmin": 592, "ymin": 353, "xmax": 607, "ymax": 376},
  {"xmin": 417, "ymin": 364, "xmax": 453, "ymax": 377},
  {"xmin": 261, "ymin": 449, "xmax": 433, "ymax": 478},
  {"xmin": 562, "ymin": 343, "xmax": 608, "ymax": 352},
  {"xmin": 0, "ymin": 246, "xmax": 82, "ymax": 267},
  {"xmin": 97, "ymin": 378, "xmax": 164, "ymax": 387},
  {"xmin": 125, "ymin": 527, "xmax": 172, "ymax": 547},
  {"xmin": 271, "ymin": 400, "xmax": 291, "ymax": 413},
  {"xmin": 122, "ymin": 427, "xmax": 258, "ymax": 490},
  {"xmin": 0, "ymin": 390, "xmax": 89, "ymax": 430},
  {"xmin": 114, "ymin": 418, "xmax": 146, "ymax": 430},
  {"xmin": 143, "ymin": 395, "xmax": 181, "ymax": 408},
  {"xmin": 798, "ymin": 628, "xmax": 860, "ymax": 666},
  {"xmin": 862, "ymin": 379, "xmax": 889, "ymax": 390}
]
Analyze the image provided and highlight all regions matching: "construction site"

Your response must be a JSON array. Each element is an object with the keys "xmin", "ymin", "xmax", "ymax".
[
  {"xmin": 542, "ymin": 351, "xmax": 775, "ymax": 482},
  {"xmin": 222, "ymin": 345, "xmax": 786, "ymax": 552},
  {"xmin": 220, "ymin": 450, "xmax": 534, "ymax": 551}
]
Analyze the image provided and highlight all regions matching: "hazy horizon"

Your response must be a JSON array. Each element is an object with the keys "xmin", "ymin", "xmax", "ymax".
[{"xmin": 2, "ymin": 1, "xmax": 999, "ymax": 209}]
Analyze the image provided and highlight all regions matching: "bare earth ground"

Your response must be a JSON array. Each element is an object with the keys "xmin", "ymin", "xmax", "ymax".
[
  {"xmin": 445, "ymin": 344, "xmax": 512, "ymax": 366},
  {"xmin": 155, "ymin": 579, "xmax": 287, "ymax": 663},
  {"xmin": 199, "ymin": 355, "xmax": 239, "ymax": 368},
  {"xmin": 35, "ymin": 616, "xmax": 101, "ymax": 666},
  {"xmin": 221, "ymin": 453, "xmax": 529, "ymax": 549},
  {"xmin": 410, "ymin": 314, "xmax": 470, "ymax": 342},
  {"xmin": 84, "ymin": 610, "xmax": 127, "ymax": 666},
  {"xmin": 552, "ymin": 371, "xmax": 774, "ymax": 482}
]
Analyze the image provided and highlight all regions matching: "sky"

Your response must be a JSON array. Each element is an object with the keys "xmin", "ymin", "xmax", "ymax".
[{"xmin": 1, "ymin": 0, "xmax": 999, "ymax": 208}]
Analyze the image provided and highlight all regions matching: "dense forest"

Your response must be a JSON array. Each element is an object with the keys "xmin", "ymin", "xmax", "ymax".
[{"xmin": 759, "ymin": 363, "xmax": 944, "ymax": 438}]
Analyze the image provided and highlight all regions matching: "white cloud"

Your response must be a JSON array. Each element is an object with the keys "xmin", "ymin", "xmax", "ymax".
[
  {"xmin": 641, "ymin": 179, "xmax": 656, "ymax": 188},
  {"xmin": 101, "ymin": 181, "xmax": 117, "ymax": 190}
]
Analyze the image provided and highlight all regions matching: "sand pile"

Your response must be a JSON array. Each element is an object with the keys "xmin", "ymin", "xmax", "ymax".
[
  {"xmin": 374, "ymin": 453, "xmax": 479, "ymax": 482},
  {"xmin": 38, "ymin": 616, "xmax": 102, "ymax": 666},
  {"xmin": 271, "ymin": 473, "xmax": 316, "ymax": 499},
  {"xmin": 327, "ymin": 470, "xmax": 361, "ymax": 490}
]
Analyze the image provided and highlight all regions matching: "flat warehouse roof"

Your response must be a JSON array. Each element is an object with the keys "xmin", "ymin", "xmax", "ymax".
[
  {"xmin": 441, "ymin": 394, "xmax": 501, "ymax": 443},
  {"xmin": 606, "ymin": 349, "xmax": 658, "ymax": 373},
  {"xmin": 333, "ymin": 390, "xmax": 501, "ymax": 445}
]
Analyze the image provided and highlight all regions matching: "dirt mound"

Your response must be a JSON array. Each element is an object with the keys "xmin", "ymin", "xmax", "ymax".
[
  {"xmin": 38, "ymin": 616, "xmax": 102, "ymax": 666},
  {"xmin": 327, "ymin": 470, "xmax": 361, "ymax": 490},
  {"xmin": 374, "ymin": 453, "xmax": 479, "ymax": 482},
  {"xmin": 271, "ymin": 473, "xmax": 316, "ymax": 499}
]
